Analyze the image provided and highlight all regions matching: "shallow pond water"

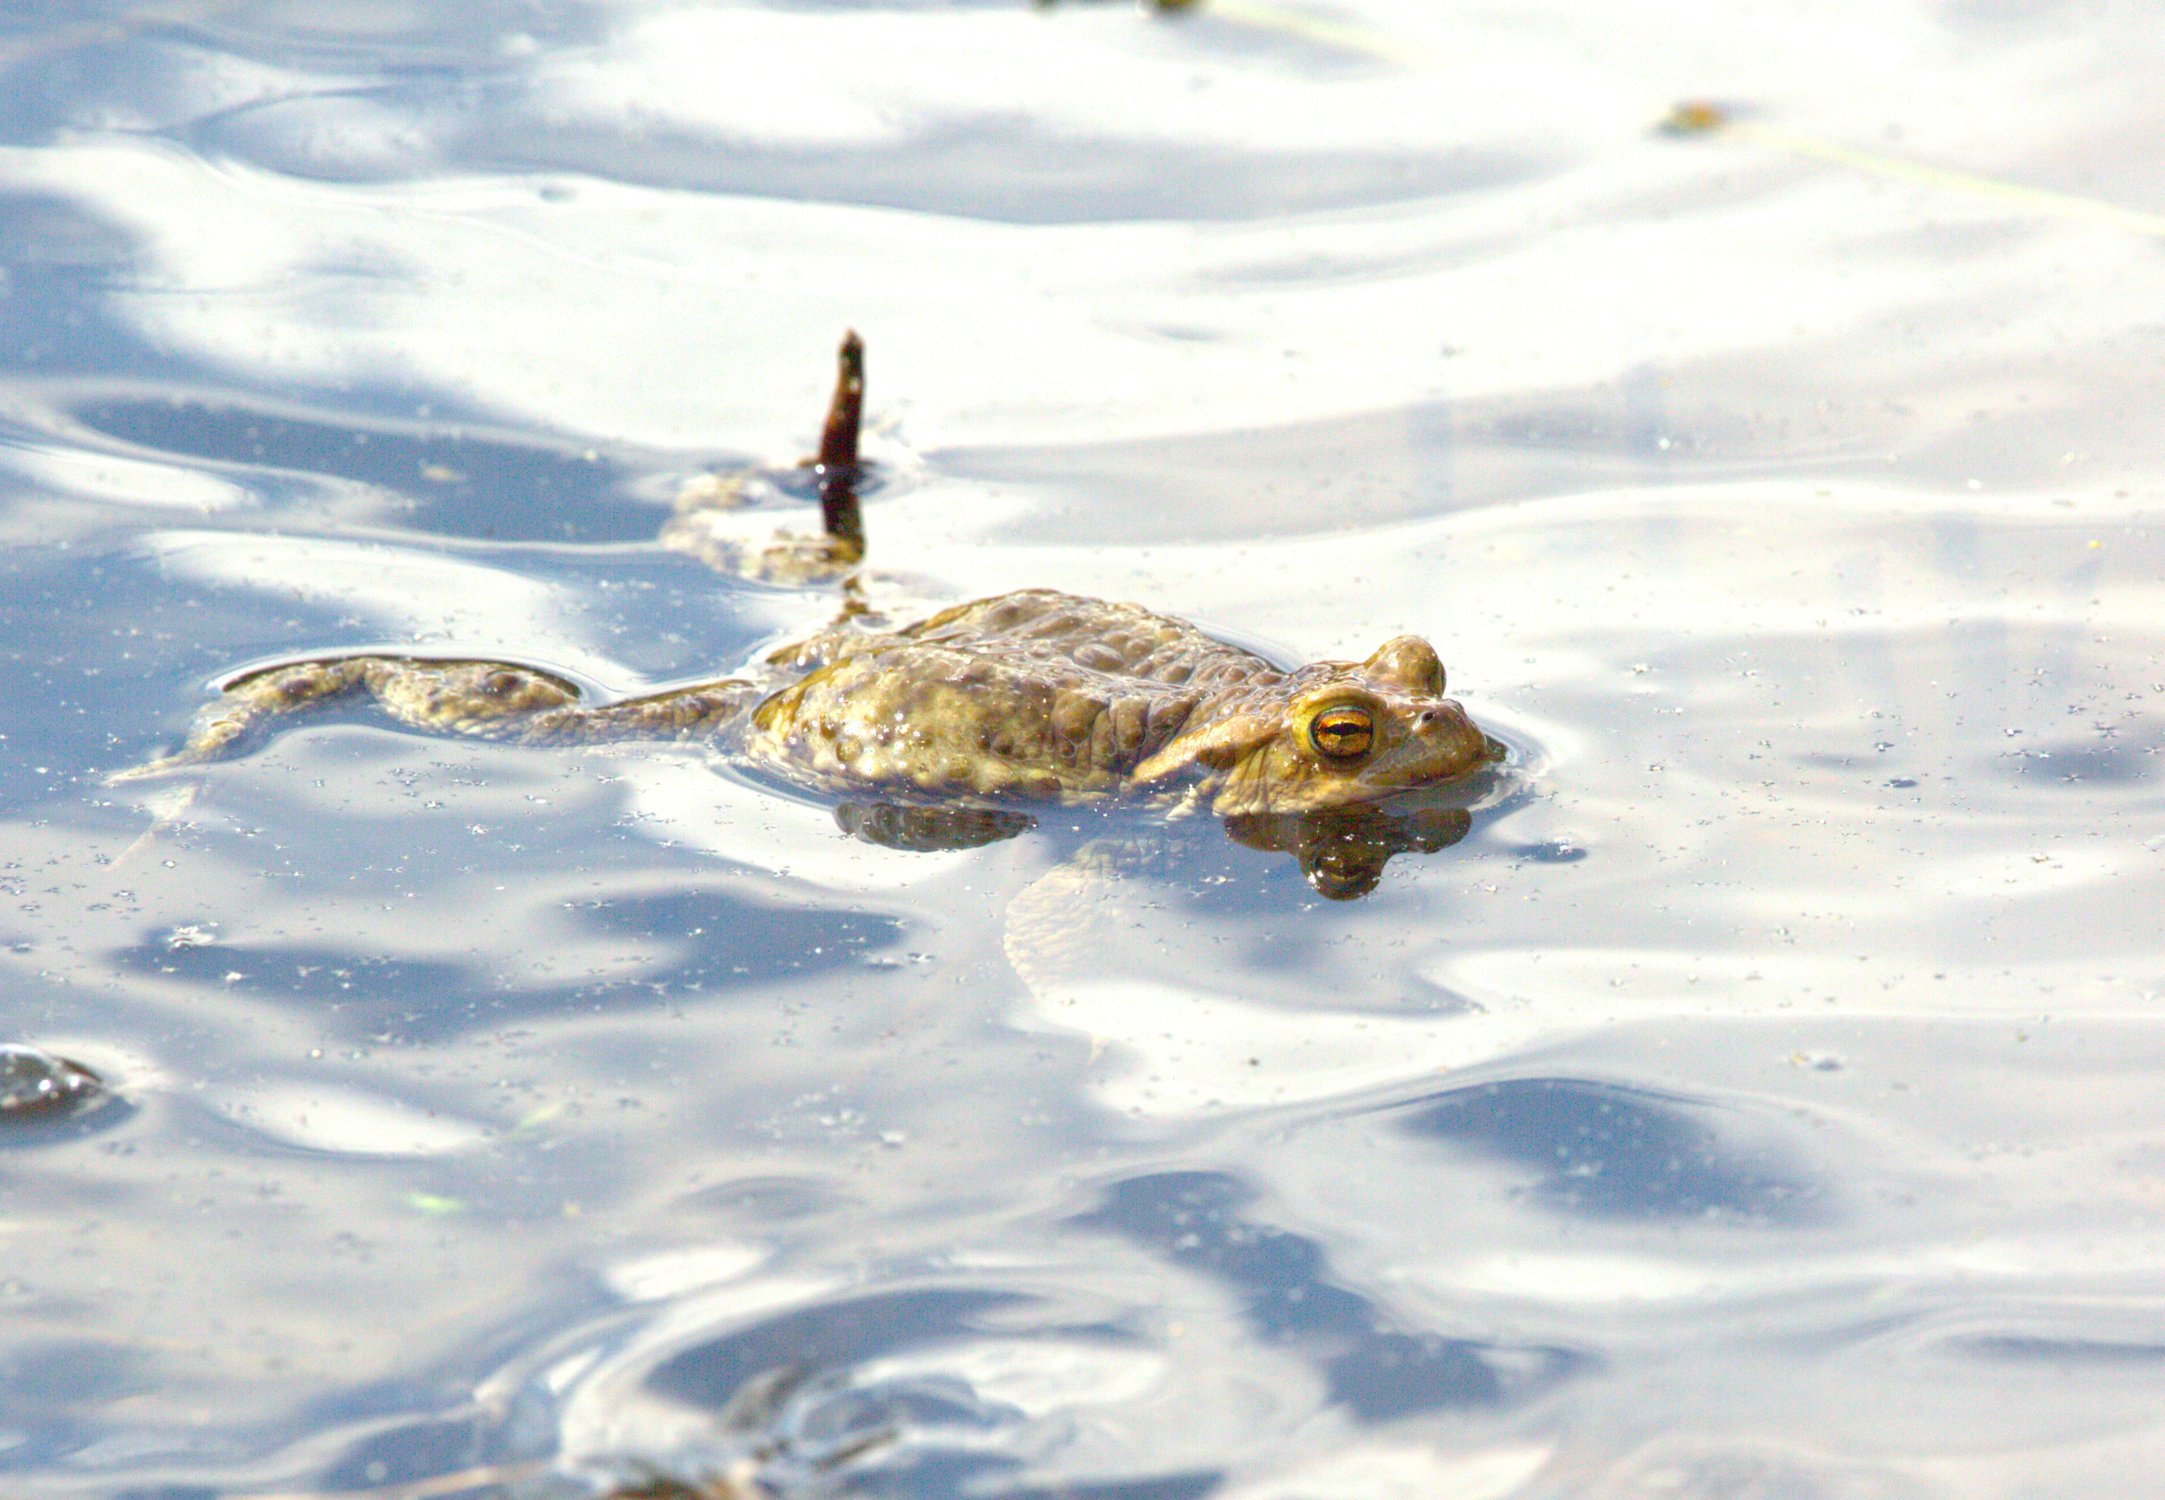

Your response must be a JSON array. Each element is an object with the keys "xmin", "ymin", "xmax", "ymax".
[{"xmin": 4, "ymin": 2, "xmax": 2165, "ymax": 1496}]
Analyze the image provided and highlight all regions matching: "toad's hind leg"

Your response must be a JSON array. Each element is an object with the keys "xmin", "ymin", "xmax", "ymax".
[
  {"xmin": 522, "ymin": 679, "xmax": 760, "ymax": 747},
  {"xmin": 110, "ymin": 657, "xmax": 591, "ymax": 782}
]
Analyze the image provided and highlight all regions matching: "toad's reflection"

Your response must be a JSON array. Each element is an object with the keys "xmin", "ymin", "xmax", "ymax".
[
  {"xmin": 1224, "ymin": 797, "xmax": 1474, "ymax": 900},
  {"xmin": 834, "ymin": 792, "xmax": 1478, "ymax": 901}
]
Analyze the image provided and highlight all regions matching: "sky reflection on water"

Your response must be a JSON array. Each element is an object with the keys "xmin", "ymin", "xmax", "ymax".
[{"xmin": 3, "ymin": 1, "xmax": 2165, "ymax": 1497}]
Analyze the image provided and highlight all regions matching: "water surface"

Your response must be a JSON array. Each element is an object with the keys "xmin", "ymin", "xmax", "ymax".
[{"xmin": 4, "ymin": 1, "xmax": 2165, "ymax": 1496}]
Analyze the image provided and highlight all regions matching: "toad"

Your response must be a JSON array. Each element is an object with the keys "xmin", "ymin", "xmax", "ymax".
[
  {"xmin": 113, "ymin": 336, "xmax": 1503, "ymax": 895},
  {"xmin": 114, "ymin": 587, "xmax": 1497, "ymax": 817}
]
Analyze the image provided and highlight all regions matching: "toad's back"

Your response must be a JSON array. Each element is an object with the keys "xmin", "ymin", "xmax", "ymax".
[{"xmin": 746, "ymin": 590, "xmax": 1281, "ymax": 798}]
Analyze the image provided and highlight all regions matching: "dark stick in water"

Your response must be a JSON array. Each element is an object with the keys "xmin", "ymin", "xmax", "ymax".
[{"xmin": 815, "ymin": 329, "xmax": 865, "ymax": 559}]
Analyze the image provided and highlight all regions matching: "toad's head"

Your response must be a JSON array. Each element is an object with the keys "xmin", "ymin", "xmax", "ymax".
[{"xmin": 1132, "ymin": 636, "xmax": 1500, "ymax": 815}]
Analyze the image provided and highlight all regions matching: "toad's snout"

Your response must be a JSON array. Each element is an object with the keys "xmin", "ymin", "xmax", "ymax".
[{"xmin": 1411, "ymin": 698, "xmax": 1494, "ymax": 774}]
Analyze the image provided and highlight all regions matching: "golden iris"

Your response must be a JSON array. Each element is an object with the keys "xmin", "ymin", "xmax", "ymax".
[{"xmin": 1309, "ymin": 704, "xmax": 1374, "ymax": 760}]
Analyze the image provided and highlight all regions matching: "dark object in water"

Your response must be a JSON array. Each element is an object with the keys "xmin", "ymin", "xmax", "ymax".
[{"xmin": 0, "ymin": 1044, "xmax": 105, "ymax": 1121}]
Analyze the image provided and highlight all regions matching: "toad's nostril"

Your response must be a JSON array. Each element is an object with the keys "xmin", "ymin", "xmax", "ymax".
[{"xmin": 1416, "ymin": 708, "xmax": 1441, "ymax": 728}]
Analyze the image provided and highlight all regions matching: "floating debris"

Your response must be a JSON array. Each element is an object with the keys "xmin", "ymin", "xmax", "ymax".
[
  {"xmin": 1656, "ymin": 97, "xmax": 2165, "ymax": 237},
  {"xmin": 1660, "ymin": 99, "xmax": 1735, "ymax": 136}
]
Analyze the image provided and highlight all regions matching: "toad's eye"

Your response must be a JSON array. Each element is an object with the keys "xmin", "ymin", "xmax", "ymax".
[{"xmin": 1309, "ymin": 705, "xmax": 1374, "ymax": 760}]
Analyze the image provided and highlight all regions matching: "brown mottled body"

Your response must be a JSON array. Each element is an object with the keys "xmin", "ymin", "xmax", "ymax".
[
  {"xmin": 744, "ymin": 591, "xmax": 1248, "ymax": 800},
  {"xmin": 115, "ymin": 589, "xmax": 1496, "ymax": 815}
]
